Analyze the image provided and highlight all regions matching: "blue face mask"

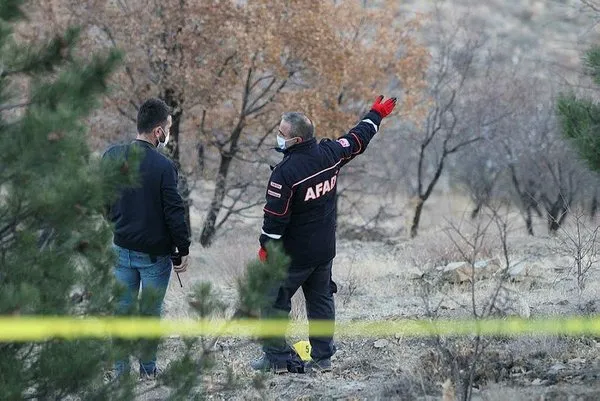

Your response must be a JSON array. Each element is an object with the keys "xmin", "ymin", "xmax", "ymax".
[{"xmin": 277, "ymin": 134, "xmax": 290, "ymax": 150}]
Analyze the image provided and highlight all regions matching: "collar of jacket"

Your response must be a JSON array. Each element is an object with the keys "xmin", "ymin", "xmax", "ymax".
[
  {"xmin": 273, "ymin": 137, "xmax": 317, "ymax": 154},
  {"xmin": 133, "ymin": 139, "xmax": 157, "ymax": 149}
]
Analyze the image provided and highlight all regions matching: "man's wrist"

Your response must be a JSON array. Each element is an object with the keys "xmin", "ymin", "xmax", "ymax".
[{"xmin": 365, "ymin": 110, "xmax": 383, "ymax": 125}]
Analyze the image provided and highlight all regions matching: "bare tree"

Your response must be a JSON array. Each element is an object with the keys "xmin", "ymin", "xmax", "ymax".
[
  {"xmin": 450, "ymin": 138, "xmax": 507, "ymax": 219},
  {"xmin": 38, "ymin": 0, "xmax": 429, "ymax": 246},
  {"xmin": 400, "ymin": 11, "xmax": 514, "ymax": 237},
  {"xmin": 499, "ymin": 76, "xmax": 592, "ymax": 234}
]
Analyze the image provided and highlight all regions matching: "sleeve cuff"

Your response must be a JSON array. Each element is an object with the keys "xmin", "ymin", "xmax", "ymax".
[
  {"xmin": 365, "ymin": 110, "xmax": 383, "ymax": 125},
  {"xmin": 259, "ymin": 234, "xmax": 269, "ymax": 248},
  {"xmin": 259, "ymin": 234, "xmax": 283, "ymax": 248}
]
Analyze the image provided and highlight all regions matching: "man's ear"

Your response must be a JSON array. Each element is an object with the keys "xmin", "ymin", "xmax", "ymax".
[
  {"xmin": 151, "ymin": 127, "xmax": 161, "ymax": 145},
  {"xmin": 155, "ymin": 126, "xmax": 163, "ymax": 140}
]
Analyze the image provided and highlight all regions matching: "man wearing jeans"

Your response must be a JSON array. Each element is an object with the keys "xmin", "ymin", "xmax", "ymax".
[
  {"xmin": 252, "ymin": 96, "xmax": 397, "ymax": 373},
  {"xmin": 103, "ymin": 98, "xmax": 191, "ymax": 379}
]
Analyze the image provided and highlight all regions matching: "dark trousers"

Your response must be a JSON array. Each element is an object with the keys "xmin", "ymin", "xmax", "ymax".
[{"xmin": 262, "ymin": 260, "xmax": 337, "ymax": 363}]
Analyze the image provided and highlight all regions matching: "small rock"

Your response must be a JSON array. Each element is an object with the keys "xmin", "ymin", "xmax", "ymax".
[
  {"xmin": 568, "ymin": 357, "xmax": 586, "ymax": 365},
  {"xmin": 374, "ymin": 339, "xmax": 389, "ymax": 348},
  {"xmin": 557, "ymin": 299, "xmax": 569, "ymax": 306},
  {"xmin": 531, "ymin": 378, "xmax": 543, "ymax": 385},
  {"xmin": 508, "ymin": 261, "xmax": 528, "ymax": 279},
  {"xmin": 408, "ymin": 272, "xmax": 424, "ymax": 280},
  {"xmin": 445, "ymin": 261, "xmax": 468, "ymax": 270},
  {"xmin": 441, "ymin": 259, "xmax": 500, "ymax": 283},
  {"xmin": 548, "ymin": 363, "xmax": 566, "ymax": 374}
]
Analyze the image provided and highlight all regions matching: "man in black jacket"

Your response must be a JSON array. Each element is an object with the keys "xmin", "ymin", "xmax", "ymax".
[
  {"xmin": 251, "ymin": 95, "xmax": 397, "ymax": 373},
  {"xmin": 102, "ymin": 98, "xmax": 191, "ymax": 379}
]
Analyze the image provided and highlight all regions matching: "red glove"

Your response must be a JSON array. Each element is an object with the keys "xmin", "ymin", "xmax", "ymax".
[
  {"xmin": 258, "ymin": 247, "xmax": 268, "ymax": 262},
  {"xmin": 370, "ymin": 95, "xmax": 397, "ymax": 118}
]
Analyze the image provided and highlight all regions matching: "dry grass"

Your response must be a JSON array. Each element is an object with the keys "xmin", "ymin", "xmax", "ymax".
[{"xmin": 147, "ymin": 188, "xmax": 600, "ymax": 400}]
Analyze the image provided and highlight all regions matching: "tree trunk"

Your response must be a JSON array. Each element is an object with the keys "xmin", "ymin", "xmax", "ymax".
[
  {"xmin": 525, "ymin": 207, "xmax": 534, "ymax": 236},
  {"xmin": 547, "ymin": 200, "xmax": 568, "ymax": 233},
  {"xmin": 410, "ymin": 153, "xmax": 446, "ymax": 238},
  {"xmin": 510, "ymin": 166, "xmax": 535, "ymax": 236},
  {"xmin": 410, "ymin": 197, "xmax": 425, "ymax": 238},
  {"xmin": 548, "ymin": 210, "xmax": 560, "ymax": 232},
  {"xmin": 470, "ymin": 201, "xmax": 482, "ymax": 220},
  {"xmin": 591, "ymin": 196, "xmax": 597, "ymax": 218},
  {"xmin": 197, "ymin": 143, "xmax": 205, "ymax": 176},
  {"xmin": 178, "ymin": 172, "xmax": 192, "ymax": 235},
  {"xmin": 200, "ymin": 153, "xmax": 233, "ymax": 247}
]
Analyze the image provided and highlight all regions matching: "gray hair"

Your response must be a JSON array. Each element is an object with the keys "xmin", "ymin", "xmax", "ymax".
[{"xmin": 282, "ymin": 112, "xmax": 314, "ymax": 140}]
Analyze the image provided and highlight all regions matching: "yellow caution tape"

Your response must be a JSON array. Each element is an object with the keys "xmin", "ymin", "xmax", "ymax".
[{"xmin": 1, "ymin": 316, "xmax": 600, "ymax": 342}]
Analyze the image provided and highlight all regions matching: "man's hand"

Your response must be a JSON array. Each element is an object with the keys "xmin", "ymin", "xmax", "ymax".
[
  {"xmin": 173, "ymin": 255, "xmax": 189, "ymax": 273},
  {"xmin": 258, "ymin": 246, "xmax": 268, "ymax": 262},
  {"xmin": 370, "ymin": 95, "xmax": 397, "ymax": 118}
]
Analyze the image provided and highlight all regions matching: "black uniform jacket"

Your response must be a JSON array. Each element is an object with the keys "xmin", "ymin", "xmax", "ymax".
[{"xmin": 260, "ymin": 110, "xmax": 383, "ymax": 268}]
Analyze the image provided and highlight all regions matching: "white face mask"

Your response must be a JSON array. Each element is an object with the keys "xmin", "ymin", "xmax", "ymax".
[
  {"xmin": 277, "ymin": 134, "xmax": 287, "ymax": 150},
  {"xmin": 157, "ymin": 129, "xmax": 170, "ymax": 149},
  {"xmin": 277, "ymin": 134, "xmax": 299, "ymax": 150}
]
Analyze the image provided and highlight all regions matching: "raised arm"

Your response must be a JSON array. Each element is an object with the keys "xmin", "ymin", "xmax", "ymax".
[{"xmin": 322, "ymin": 95, "xmax": 397, "ymax": 167}]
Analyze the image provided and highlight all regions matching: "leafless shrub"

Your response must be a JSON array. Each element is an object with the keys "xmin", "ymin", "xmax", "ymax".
[
  {"xmin": 553, "ymin": 206, "xmax": 600, "ymax": 308},
  {"xmin": 415, "ymin": 204, "xmax": 514, "ymax": 401},
  {"xmin": 338, "ymin": 253, "xmax": 361, "ymax": 308}
]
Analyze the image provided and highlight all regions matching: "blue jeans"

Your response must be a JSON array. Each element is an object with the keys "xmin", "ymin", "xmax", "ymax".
[{"xmin": 112, "ymin": 244, "xmax": 172, "ymax": 376}]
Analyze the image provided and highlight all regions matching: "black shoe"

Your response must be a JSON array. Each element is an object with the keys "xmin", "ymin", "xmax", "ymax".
[
  {"xmin": 305, "ymin": 358, "xmax": 332, "ymax": 373},
  {"xmin": 250, "ymin": 354, "xmax": 288, "ymax": 374}
]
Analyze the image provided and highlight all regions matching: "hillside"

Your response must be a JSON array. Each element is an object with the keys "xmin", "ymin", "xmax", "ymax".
[{"xmin": 403, "ymin": 0, "xmax": 599, "ymax": 79}]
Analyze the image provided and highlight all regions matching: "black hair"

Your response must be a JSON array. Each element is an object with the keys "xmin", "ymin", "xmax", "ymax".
[{"xmin": 137, "ymin": 98, "xmax": 170, "ymax": 134}]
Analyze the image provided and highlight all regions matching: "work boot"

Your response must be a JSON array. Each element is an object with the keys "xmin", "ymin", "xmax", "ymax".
[
  {"xmin": 250, "ymin": 354, "xmax": 288, "ymax": 374},
  {"xmin": 305, "ymin": 358, "xmax": 332, "ymax": 373}
]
